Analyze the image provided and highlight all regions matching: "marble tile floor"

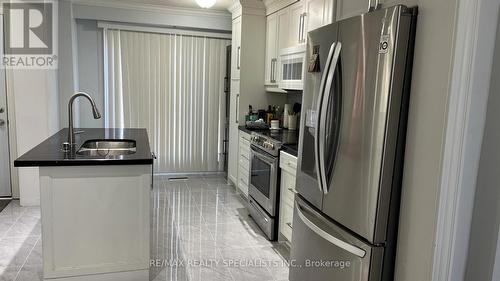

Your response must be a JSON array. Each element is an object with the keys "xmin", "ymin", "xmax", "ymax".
[{"xmin": 0, "ymin": 175, "xmax": 290, "ymax": 281}]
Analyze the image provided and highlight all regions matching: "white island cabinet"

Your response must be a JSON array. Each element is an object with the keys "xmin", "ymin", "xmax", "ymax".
[
  {"xmin": 39, "ymin": 165, "xmax": 151, "ymax": 281},
  {"xmin": 14, "ymin": 128, "xmax": 153, "ymax": 281}
]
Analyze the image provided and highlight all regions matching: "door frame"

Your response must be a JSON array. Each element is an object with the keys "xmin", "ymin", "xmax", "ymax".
[
  {"xmin": 0, "ymin": 12, "xmax": 17, "ymax": 198},
  {"xmin": 432, "ymin": 0, "xmax": 499, "ymax": 280}
]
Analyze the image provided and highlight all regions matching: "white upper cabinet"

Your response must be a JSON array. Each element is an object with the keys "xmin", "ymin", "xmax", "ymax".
[
  {"xmin": 289, "ymin": 1, "xmax": 305, "ymax": 46},
  {"xmin": 277, "ymin": 8, "xmax": 290, "ymax": 50},
  {"xmin": 265, "ymin": 13, "xmax": 279, "ymax": 85},
  {"xmin": 231, "ymin": 16, "xmax": 242, "ymax": 80},
  {"xmin": 263, "ymin": 0, "xmax": 335, "ymax": 86},
  {"xmin": 303, "ymin": 0, "xmax": 334, "ymax": 33},
  {"xmin": 336, "ymin": 0, "xmax": 369, "ymax": 21}
]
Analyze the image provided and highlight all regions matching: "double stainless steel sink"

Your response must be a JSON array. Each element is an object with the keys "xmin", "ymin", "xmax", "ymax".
[{"xmin": 76, "ymin": 139, "xmax": 137, "ymax": 157}]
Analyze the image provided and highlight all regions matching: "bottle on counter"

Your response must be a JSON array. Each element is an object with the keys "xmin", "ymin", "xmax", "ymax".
[{"xmin": 266, "ymin": 105, "xmax": 274, "ymax": 124}]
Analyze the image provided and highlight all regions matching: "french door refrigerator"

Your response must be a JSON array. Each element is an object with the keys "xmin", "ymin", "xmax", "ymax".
[{"xmin": 290, "ymin": 5, "xmax": 417, "ymax": 281}]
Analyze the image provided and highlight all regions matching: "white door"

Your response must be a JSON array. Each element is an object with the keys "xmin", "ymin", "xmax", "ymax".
[{"xmin": 0, "ymin": 15, "xmax": 11, "ymax": 197}]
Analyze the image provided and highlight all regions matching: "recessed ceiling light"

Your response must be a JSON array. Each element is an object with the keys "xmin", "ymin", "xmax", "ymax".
[{"xmin": 196, "ymin": 0, "xmax": 216, "ymax": 8}]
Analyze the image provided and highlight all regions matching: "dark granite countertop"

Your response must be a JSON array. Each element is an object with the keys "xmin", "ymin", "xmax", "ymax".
[
  {"xmin": 14, "ymin": 128, "xmax": 153, "ymax": 167},
  {"xmin": 281, "ymin": 144, "xmax": 298, "ymax": 157}
]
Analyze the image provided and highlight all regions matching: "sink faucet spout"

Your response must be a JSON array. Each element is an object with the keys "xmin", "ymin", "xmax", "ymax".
[{"xmin": 68, "ymin": 92, "xmax": 102, "ymax": 146}]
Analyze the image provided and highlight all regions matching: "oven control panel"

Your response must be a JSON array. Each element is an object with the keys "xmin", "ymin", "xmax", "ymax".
[{"xmin": 250, "ymin": 132, "xmax": 281, "ymax": 156}]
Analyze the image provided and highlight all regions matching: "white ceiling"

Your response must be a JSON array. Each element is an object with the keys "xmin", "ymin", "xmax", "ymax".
[{"xmin": 113, "ymin": 0, "xmax": 234, "ymax": 11}]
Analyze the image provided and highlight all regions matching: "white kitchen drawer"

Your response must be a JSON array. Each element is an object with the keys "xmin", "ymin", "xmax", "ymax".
[
  {"xmin": 239, "ymin": 156, "xmax": 250, "ymax": 171},
  {"xmin": 280, "ymin": 170, "xmax": 297, "ymax": 207},
  {"xmin": 239, "ymin": 166, "xmax": 249, "ymax": 183},
  {"xmin": 239, "ymin": 144, "xmax": 250, "ymax": 160},
  {"xmin": 280, "ymin": 151, "xmax": 297, "ymax": 175},
  {"xmin": 279, "ymin": 200, "xmax": 294, "ymax": 242},
  {"xmin": 240, "ymin": 131, "xmax": 251, "ymax": 141},
  {"xmin": 238, "ymin": 176, "xmax": 249, "ymax": 196}
]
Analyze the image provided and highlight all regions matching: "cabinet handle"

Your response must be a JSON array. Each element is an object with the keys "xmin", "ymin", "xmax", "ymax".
[
  {"xmin": 288, "ymin": 188, "xmax": 297, "ymax": 194},
  {"xmin": 298, "ymin": 14, "xmax": 303, "ymax": 43},
  {"xmin": 272, "ymin": 58, "xmax": 275, "ymax": 82},
  {"xmin": 271, "ymin": 58, "xmax": 277, "ymax": 83},
  {"xmin": 270, "ymin": 58, "xmax": 274, "ymax": 82},
  {"xmin": 236, "ymin": 94, "xmax": 240, "ymax": 124},
  {"xmin": 301, "ymin": 12, "xmax": 307, "ymax": 43},
  {"xmin": 287, "ymin": 162, "xmax": 297, "ymax": 169},
  {"xmin": 237, "ymin": 46, "xmax": 241, "ymax": 70},
  {"xmin": 286, "ymin": 222, "xmax": 293, "ymax": 229}
]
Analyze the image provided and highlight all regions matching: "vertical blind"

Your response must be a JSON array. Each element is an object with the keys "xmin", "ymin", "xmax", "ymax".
[{"xmin": 104, "ymin": 29, "xmax": 230, "ymax": 173}]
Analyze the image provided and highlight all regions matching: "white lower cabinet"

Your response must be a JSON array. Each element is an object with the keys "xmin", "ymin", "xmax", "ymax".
[
  {"xmin": 39, "ymin": 165, "xmax": 151, "ymax": 281},
  {"xmin": 237, "ymin": 131, "xmax": 251, "ymax": 196},
  {"xmin": 279, "ymin": 151, "xmax": 298, "ymax": 243}
]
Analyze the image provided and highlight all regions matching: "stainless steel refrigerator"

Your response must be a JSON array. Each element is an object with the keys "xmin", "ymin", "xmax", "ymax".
[{"xmin": 290, "ymin": 5, "xmax": 417, "ymax": 281}]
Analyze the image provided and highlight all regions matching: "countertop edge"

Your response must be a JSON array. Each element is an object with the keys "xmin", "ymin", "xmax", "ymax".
[{"xmin": 14, "ymin": 159, "xmax": 154, "ymax": 167}]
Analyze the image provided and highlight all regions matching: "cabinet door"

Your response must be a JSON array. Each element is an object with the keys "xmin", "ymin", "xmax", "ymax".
[
  {"xmin": 336, "ymin": 0, "xmax": 369, "ymax": 21},
  {"xmin": 277, "ymin": 8, "xmax": 290, "ymax": 51},
  {"xmin": 304, "ymin": 0, "xmax": 334, "ymax": 33},
  {"xmin": 231, "ymin": 16, "xmax": 241, "ymax": 79},
  {"xmin": 265, "ymin": 13, "xmax": 279, "ymax": 85},
  {"xmin": 289, "ymin": 1, "xmax": 305, "ymax": 46},
  {"xmin": 227, "ymin": 81, "xmax": 240, "ymax": 184}
]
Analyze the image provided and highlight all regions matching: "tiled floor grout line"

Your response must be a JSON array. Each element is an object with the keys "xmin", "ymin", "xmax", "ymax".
[
  {"xmin": 0, "ymin": 204, "xmax": 28, "ymax": 240},
  {"xmin": 14, "ymin": 235, "xmax": 41, "ymax": 281},
  {"xmin": 197, "ymin": 199, "xmax": 237, "ymax": 281},
  {"xmin": 0, "ymin": 203, "xmax": 31, "ymax": 280}
]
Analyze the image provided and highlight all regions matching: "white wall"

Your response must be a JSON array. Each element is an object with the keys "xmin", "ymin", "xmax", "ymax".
[
  {"xmin": 11, "ymin": 70, "xmax": 59, "ymax": 206},
  {"xmin": 379, "ymin": 0, "xmax": 459, "ymax": 280},
  {"xmin": 464, "ymin": 13, "xmax": 500, "ymax": 281}
]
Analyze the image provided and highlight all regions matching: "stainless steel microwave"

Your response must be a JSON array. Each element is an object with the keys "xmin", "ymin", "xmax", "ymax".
[{"xmin": 279, "ymin": 45, "xmax": 306, "ymax": 90}]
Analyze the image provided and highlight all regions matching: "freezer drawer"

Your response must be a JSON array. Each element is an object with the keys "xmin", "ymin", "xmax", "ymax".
[{"xmin": 290, "ymin": 197, "xmax": 384, "ymax": 281}]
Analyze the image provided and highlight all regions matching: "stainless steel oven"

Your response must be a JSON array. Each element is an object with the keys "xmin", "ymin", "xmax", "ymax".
[
  {"xmin": 247, "ymin": 132, "xmax": 282, "ymax": 240},
  {"xmin": 249, "ymin": 145, "xmax": 279, "ymax": 215}
]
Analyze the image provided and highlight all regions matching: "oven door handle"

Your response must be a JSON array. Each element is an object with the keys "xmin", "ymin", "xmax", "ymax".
[{"xmin": 251, "ymin": 147, "xmax": 278, "ymax": 165}]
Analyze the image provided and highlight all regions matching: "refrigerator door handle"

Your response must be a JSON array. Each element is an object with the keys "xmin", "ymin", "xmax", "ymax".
[
  {"xmin": 314, "ymin": 42, "xmax": 337, "ymax": 193},
  {"xmin": 318, "ymin": 43, "xmax": 342, "ymax": 194},
  {"xmin": 296, "ymin": 200, "xmax": 366, "ymax": 258}
]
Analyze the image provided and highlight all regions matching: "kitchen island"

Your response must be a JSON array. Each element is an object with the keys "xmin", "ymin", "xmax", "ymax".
[{"xmin": 14, "ymin": 128, "xmax": 153, "ymax": 281}]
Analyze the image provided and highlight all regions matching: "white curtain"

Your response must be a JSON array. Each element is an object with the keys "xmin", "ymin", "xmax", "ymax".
[{"xmin": 104, "ymin": 29, "xmax": 229, "ymax": 173}]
